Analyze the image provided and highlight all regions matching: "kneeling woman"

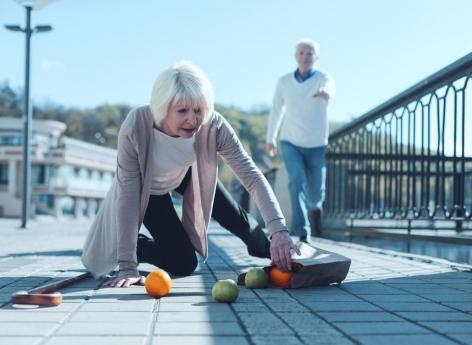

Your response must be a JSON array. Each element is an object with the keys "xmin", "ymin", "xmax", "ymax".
[{"xmin": 81, "ymin": 61, "xmax": 299, "ymax": 287}]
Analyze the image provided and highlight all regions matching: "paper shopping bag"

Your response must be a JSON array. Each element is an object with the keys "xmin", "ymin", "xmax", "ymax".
[
  {"xmin": 288, "ymin": 242, "xmax": 351, "ymax": 288},
  {"xmin": 238, "ymin": 242, "xmax": 351, "ymax": 288}
]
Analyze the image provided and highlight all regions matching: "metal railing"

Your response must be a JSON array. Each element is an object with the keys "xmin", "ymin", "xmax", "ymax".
[{"xmin": 326, "ymin": 53, "xmax": 472, "ymax": 232}]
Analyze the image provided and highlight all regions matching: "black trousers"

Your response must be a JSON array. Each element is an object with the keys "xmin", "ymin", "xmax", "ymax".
[{"xmin": 137, "ymin": 169, "xmax": 271, "ymax": 276}]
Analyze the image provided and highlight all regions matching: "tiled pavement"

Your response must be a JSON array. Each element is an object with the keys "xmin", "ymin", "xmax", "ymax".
[{"xmin": 0, "ymin": 218, "xmax": 471, "ymax": 345}]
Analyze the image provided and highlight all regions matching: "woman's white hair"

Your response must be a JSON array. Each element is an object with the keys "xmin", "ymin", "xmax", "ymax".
[
  {"xmin": 150, "ymin": 60, "xmax": 215, "ymax": 124},
  {"xmin": 295, "ymin": 38, "xmax": 320, "ymax": 59}
]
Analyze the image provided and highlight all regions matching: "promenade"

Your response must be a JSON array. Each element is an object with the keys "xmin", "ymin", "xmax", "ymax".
[{"xmin": 0, "ymin": 217, "xmax": 471, "ymax": 345}]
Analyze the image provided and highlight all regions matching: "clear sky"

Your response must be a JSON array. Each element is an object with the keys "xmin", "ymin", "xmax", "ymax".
[{"xmin": 1, "ymin": 0, "xmax": 471, "ymax": 122}]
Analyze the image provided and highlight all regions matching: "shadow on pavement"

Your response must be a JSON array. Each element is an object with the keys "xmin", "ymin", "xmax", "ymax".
[{"xmin": 0, "ymin": 249, "xmax": 83, "ymax": 258}]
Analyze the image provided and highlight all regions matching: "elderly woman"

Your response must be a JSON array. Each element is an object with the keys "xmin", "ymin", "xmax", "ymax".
[{"xmin": 82, "ymin": 61, "xmax": 299, "ymax": 288}]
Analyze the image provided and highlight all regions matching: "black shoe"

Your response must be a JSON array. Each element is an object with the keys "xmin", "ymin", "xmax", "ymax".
[
  {"xmin": 309, "ymin": 209, "xmax": 322, "ymax": 237},
  {"xmin": 245, "ymin": 225, "xmax": 271, "ymax": 259},
  {"xmin": 299, "ymin": 235, "xmax": 310, "ymax": 244}
]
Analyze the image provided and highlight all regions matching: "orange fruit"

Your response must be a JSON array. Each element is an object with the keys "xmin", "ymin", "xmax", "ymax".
[
  {"xmin": 269, "ymin": 267, "xmax": 293, "ymax": 288},
  {"xmin": 145, "ymin": 269, "xmax": 172, "ymax": 297}
]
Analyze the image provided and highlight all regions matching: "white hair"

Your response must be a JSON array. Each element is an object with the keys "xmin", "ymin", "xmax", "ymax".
[
  {"xmin": 150, "ymin": 60, "xmax": 215, "ymax": 124},
  {"xmin": 295, "ymin": 38, "xmax": 320, "ymax": 59}
]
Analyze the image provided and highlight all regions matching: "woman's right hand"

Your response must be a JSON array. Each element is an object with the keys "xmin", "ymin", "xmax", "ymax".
[
  {"xmin": 104, "ymin": 275, "xmax": 146, "ymax": 288},
  {"xmin": 270, "ymin": 230, "xmax": 301, "ymax": 272}
]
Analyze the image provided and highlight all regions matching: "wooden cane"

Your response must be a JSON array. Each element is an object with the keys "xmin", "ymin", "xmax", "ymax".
[{"xmin": 11, "ymin": 272, "xmax": 93, "ymax": 307}]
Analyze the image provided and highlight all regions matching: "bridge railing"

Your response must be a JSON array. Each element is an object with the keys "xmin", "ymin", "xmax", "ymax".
[{"xmin": 326, "ymin": 53, "xmax": 472, "ymax": 232}]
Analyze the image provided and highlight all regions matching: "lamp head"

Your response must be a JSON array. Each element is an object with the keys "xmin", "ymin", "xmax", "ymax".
[
  {"xmin": 34, "ymin": 25, "xmax": 52, "ymax": 33},
  {"xmin": 5, "ymin": 25, "xmax": 23, "ymax": 32}
]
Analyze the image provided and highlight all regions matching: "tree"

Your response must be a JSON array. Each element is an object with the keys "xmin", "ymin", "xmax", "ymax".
[{"xmin": 0, "ymin": 81, "xmax": 21, "ymax": 118}]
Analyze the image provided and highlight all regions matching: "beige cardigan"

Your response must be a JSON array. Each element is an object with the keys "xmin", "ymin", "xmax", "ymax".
[{"xmin": 81, "ymin": 105, "xmax": 287, "ymax": 278}]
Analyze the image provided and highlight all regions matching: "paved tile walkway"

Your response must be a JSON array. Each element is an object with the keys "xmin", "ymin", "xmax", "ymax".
[{"xmin": 0, "ymin": 218, "xmax": 471, "ymax": 345}]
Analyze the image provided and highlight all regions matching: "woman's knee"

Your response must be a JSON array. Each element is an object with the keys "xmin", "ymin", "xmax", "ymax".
[{"xmin": 165, "ymin": 253, "xmax": 198, "ymax": 277}]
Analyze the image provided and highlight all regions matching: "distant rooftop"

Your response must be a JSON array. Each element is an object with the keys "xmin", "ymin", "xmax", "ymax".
[{"xmin": 0, "ymin": 117, "xmax": 66, "ymax": 138}]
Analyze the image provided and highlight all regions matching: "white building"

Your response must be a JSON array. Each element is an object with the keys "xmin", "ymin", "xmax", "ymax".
[{"xmin": 0, "ymin": 117, "xmax": 116, "ymax": 218}]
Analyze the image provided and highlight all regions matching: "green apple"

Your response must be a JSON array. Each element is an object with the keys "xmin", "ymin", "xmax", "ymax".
[
  {"xmin": 212, "ymin": 279, "xmax": 239, "ymax": 303},
  {"xmin": 245, "ymin": 267, "xmax": 269, "ymax": 289}
]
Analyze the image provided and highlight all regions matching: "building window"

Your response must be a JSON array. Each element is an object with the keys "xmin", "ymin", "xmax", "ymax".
[
  {"xmin": 0, "ymin": 135, "xmax": 22, "ymax": 146},
  {"xmin": 0, "ymin": 163, "xmax": 8, "ymax": 185},
  {"xmin": 38, "ymin": 194, "xmax": 54, "ymax": 208},
  {"xmin": 48, "ymin": 165, "xmax": 58, "ymax": 177},
  {"xmin": 58, "ymin": 196, "xmax": 74, "ymax": 215},
  {"xmin": 79, "ymin": 198, "xmax": 88, "ymax": 216},
  {"xmin": 93, "ymin": 199, "xmax": 100, "ymax": 214},
  {"xmin": 32, "ymin": 164, "xmax": 46, "ymax": 184}
]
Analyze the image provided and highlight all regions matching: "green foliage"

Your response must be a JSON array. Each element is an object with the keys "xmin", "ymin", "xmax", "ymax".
[
  {"xmin": 0, "ymin": 81, "xmax": 131, "ymax": 148},
  {"xmin": 0, "ymin": 81, "xmax": 22, "ymax": 118},
  {"xmin": 214, "ymin": 104, "xmax": 274, "ymax": 187}
]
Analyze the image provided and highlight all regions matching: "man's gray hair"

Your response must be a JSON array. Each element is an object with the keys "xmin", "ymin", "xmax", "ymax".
[
  {"xmin": 295, "ymin": 38, "xmax": 320, "ymax": 59},
  {"xmin": 150, "ymin": 60, "xmax": 215, "ymax": 125}
]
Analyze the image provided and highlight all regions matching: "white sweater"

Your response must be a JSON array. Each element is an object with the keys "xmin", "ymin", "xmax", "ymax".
[
  {"xmin": 266, "ymin": 70, "xmax": 335, "ymax": 148},
  {"xmin": 150, "ymin": 128, "xmax": 196, "ymax": 195}
]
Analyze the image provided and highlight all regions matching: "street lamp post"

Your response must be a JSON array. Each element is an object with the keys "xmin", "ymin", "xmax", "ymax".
[{"xmin": 5, "ymin": 5, "xmax": 52, "ymax": 228}]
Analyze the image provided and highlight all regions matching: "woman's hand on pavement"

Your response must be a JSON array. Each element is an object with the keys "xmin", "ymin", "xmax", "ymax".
[
  {"xmin": 270, "ymin": 230, "xmax": 301, "ymax": 272},
  {"xmin": 104, "ymin": 275, "xmax": 146, "ymax": 288}
]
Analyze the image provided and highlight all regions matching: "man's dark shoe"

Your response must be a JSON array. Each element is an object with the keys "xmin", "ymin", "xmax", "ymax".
[
  {"xmin": 299, "ymin": 235, "xmax": 310, "ymax": 243},
  {"xmin": 309, "ymin": 209, "xmax": 322, "ymax": 237}
]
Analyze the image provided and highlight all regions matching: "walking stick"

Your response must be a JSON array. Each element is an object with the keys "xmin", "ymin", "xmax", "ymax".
[{"xmin": 11, "ymin": 272, "xmax": 93, "ymax": 307}]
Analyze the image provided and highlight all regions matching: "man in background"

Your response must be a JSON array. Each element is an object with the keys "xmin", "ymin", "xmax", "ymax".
[{"xmin": 266, "ymin": 38, "xmax": 335, "ymax": 242}]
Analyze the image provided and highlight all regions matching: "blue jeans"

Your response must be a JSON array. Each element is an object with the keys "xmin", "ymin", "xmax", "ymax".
[{"xmin": 280, "ymin": 140, "xmax": 326, "ymax": 237}]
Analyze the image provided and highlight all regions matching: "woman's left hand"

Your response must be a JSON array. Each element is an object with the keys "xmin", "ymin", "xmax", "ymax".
[
  {"xmin": 104, "ymin": 275, "xmax": 146, "ymax": 288},
  {"xmin": 270, "ymin": 230, "xmax": 301, "ymax": 272}
]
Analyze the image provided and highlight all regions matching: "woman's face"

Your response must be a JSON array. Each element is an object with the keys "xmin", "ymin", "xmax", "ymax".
[{"xmin": 159, "ymin": 100, "xmax": 203, "ymax": 138}]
